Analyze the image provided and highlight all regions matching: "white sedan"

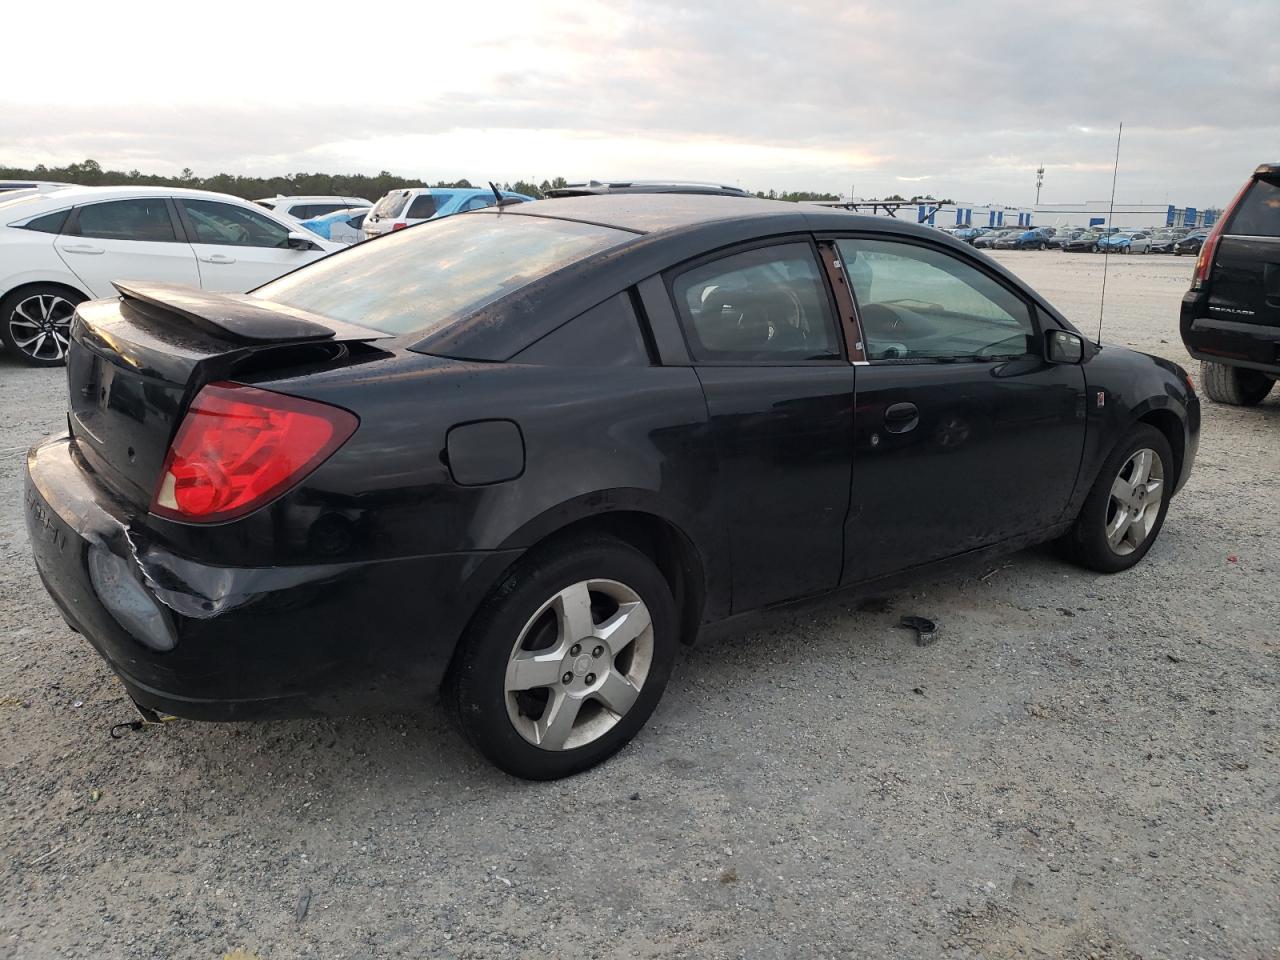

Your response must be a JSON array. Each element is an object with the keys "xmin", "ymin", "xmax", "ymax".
[{"xmin": 0, "ymin": 186, "xmax": 343, "ymax": 365}]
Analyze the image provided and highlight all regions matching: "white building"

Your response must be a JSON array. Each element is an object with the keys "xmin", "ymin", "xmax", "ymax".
[
  {"xmin": 1033, "ymin": 201, "xmax": 1222, "ymax": 230},
  {"xmin": 813, "ymin": 198, "xmax": 1222, "ymax": 231}
]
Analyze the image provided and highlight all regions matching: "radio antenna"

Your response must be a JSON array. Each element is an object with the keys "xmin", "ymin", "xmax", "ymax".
[{"xmin": 1097, "ymin": 121, "xmax": 1123, "ymax": 346}]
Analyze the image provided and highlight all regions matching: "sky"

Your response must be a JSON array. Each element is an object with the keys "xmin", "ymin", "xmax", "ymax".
[{"xmin": 3, "ymin": 0, "xmax": 1276, "ymax": 207}]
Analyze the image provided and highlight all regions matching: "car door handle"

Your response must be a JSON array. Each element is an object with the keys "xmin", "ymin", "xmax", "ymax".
[
  {"xmin": 199, "ymin": 254, "xmax": 236, "ymax": 264},
  {"xmin": 883, "ymin": 402, "xmax": 920, "ymax": 434},
  {"xmin": 60, "ymin": 243, "xmax": 104, "ymax": 255}
]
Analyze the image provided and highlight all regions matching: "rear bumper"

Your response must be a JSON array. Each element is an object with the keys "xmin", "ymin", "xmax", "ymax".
[
  {"xmin": 1180, "ymin": 293, "xmax": 1280, "ymax": 376},
  {"xmin": 24, "ymin": 434, "xmax": 521, "ymax": 720}
]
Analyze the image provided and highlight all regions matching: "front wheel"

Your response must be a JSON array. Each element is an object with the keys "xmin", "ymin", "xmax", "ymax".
[
  {"xmin": 1201, "ymin": 360, "xmax": 1275, "ymax": 406},
  {"xmin": 450, "ymin": 537, "xmax": 677, "ymax": 779},
  {"xmin": 1038, "ymin": 241, "xmax": 1048, "ymax": 251},
  {"xmin": 1061, "ymin": 425, "xmax": 1174, "ymax": 573},
  {"xmin": 1092, "ymin": 243, "xmax": 1101, "ymax": 253},
  {"xmin": 1, "ymin": 285, "xmax": 85, "ymax": 367}
]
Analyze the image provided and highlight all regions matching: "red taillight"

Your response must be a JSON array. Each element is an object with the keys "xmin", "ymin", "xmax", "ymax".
[
  {"xmin": 151, "ymin": 382, "xmax": 357, "ymax": 523},
  {"xmin": 1192, "ymin": 177, "xmax": 1253, "ymax": 290},
  {"xmin": 391, "ymin": 221, "xmax": 408, "ymax": 231}
]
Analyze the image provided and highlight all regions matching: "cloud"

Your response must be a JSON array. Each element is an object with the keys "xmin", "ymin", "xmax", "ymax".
[{"xmin": 1, "ymin": 0, "xmax": 1275, "ymax": 205}]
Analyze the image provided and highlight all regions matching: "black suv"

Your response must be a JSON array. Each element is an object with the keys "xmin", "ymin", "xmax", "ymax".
[{"xmin": 1180, "ymin": 163, "xmax": 1280, "ymax": 405}]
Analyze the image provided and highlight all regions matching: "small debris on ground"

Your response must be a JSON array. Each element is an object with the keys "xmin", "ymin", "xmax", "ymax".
[
  {"xmin": 295, "ymin": 886, "xmax": 311, "ymax": 924},
  {"xmin": 898, "ymin": 615, "xmax": 938, "ymax": 646}
]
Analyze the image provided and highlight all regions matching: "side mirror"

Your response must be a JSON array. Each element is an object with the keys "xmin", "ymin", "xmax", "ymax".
[
  {"xmin": 287, "ymin": 231, "xmax": 320, "ymax": 251},
  {"xmin": 1046, "ymin": 329, "xmax": 1085, "ymax": 364}
]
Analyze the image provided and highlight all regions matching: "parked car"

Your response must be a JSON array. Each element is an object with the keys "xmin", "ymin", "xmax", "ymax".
[
  {"xmin": 994, "ymin": 227, "xmax": 1055, "ymax": 251},
  {"xmin": 1098, "ymin": 231, "xmax": 1152, "ymax": 254},
  {"xmin": 1173, "ymin": 232, "xmax": 1208, "ymax": 256},
  {"xmin": 254, "ymin": 195, "xmax": 372, "ymax": 222},
  {"xmin": 0, "ymin": 180, "xmax": 72, "ymax": 195},
  {"xmin": 0, "ymin": 186, "xmax": 342, "ymax": 365},
  {"xmin": 23, "ymin": 195, "xmax": 1200, "ymax": 779},
  {"xmin": 299, "ymin": 207, "xmax": 367, "ymax": 244},
  {"xmin": 1147, "ymin": 230, "xmax": 1182, "ymax": 253},
  {"xmin": 950, "ymin": 226, "xmax": 985, "ymax": 244},
  {"xmin": 363, "ymin": 187, "xmax": 534, "ymax": 237},
  {"xmin": 544, "ymin": 180, "xmax": 752, "ymax": 198},
  {"xmin": 1180, "ymin": 162, "xmax": 1280, "ymax": 405},
  {"xmin": 973, "ymin": 229, "xmax": 1017, "ymax": 249}
]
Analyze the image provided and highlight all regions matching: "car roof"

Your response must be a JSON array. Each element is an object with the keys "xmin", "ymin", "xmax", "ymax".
[
  {"xmin": 545, "ymin": 180, "xmax": 752, "ymax": 198},
  {"xmin": 3, "ymin": 185, "xmax": 267, "ymax": 209},
  {"xmin": 497, "ymin": 193, "xmax": 939, "ymax": 238},
  {"xmin": 259, "ymin": 195, "xmax": 370, "ymax": 204},
  {"xmin": 410, "ymin": 193, "xmax": 1071, "ymax": 362}
]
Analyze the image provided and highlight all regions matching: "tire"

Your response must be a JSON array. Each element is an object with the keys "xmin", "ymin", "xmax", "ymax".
[
  {"xmin": 1038, "ymin": 241, "xmax": 1048, "ymax": 251},
  {"xmin": 1061, "ymin": 424, "xmax": 1174, "ymax": 573},
  {"xmin": 1, "ymin": 284, "xmax": 85, "ymax": 367},
  {"xmin": 1200, "ymin": 360, "xmax": 1275, "ymax": 406},
  {"xmin": 1092, "ymin": 244, "xmax": 1101, "ymax": 253},
  {"xmin": 450, "ymin": 536, "xmax": 677, "ymax": 780}
]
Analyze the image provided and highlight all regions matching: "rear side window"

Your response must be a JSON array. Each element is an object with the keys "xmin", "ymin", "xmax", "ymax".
[
  {"xmin": 671, "ymin": 243, "xmax": 841, "ymax": 363},
  {"xmin": 1227, "ymin": 177, "xmax": 1280, "ymax": 237},
  {"xmin": 21, "ymin": 209, "xmax": 70, "ymax": 234},
  {"xmin": 74, "ymin": 199, "xmax": 178, "ymax": 242},
  {"xmin": 292, "ymin": 203, "xmax": 346, "ymax": 219},
  {"xmin": 256, "ymin": 214, "xmax": 635, "ymax": 336},
  {"xmin": 371, "ymin": 192, "xmax": 411, "ymax": 218},
  {"xmin": 406, "ymin": 194, "xmax": 439, "ymax": 219}
]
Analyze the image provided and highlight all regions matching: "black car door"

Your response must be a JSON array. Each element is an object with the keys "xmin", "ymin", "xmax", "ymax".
[
  {"xmin": 832, "ymin": 235, "xmax": 1087, "ymax": 584},
  {"xmin": 666, "ymin": 240, "xmax": 855, "ymax": 611}
]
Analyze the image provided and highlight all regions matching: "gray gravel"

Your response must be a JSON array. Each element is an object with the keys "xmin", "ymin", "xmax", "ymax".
[{"xmin": 2, "ymin": 251, "xmax": 1277, "ymax": 960}]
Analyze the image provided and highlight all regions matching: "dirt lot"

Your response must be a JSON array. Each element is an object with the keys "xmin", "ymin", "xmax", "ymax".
[{"xmin": 2, "ymin": 251, "xmax": 1277, "ymax": 960}]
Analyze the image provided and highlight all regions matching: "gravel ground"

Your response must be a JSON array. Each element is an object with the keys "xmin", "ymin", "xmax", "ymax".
[{"xmin": 2, "ymin": 251, "xmax": 1277, "ymax": 960}]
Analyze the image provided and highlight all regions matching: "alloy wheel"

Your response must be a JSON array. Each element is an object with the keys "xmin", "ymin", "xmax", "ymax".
[
  {"xmin": 8, "ymin": 294, "xmax": 76, "ymax": 363},
  {"xmin": 504, "ymin": 579, "xmax": 654, "ymax": 751},
  {"xmin": 1106, "ymin": 447, "xmax": 1165, "ymax": 556}
]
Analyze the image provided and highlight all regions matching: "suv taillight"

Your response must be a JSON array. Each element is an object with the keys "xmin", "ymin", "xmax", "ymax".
[
  {"xmin": 151, "ymin": 382, "xmax": 357, "ymax": 523},
  {"xmin": 1192, "ymin": 177, "xmax": 1253, "ymax": 290},
  {"xmin": 391, "ymin": 221, "xmax": 408, "ymax": 231}
]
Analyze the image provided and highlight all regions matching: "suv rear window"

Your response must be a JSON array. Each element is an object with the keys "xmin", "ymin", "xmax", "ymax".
[
  {"xmin": 1228, "ymin": 176, "xmax": 1280, "ymax": 237},
  {"xmin": 255, "ymin": 214, "xmax": 636, "ymax": 336},
  {"xmin": 371, "ymin": 192, "xmax": 411, "ymax": 218}
]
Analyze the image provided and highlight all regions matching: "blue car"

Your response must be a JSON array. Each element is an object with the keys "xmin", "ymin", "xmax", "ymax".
[
  {"xmin": 950, "ymin": 226, "xmax": 984, "ymax": 244},
  {"xmin": 299, "ymin": 207, "xmax": 369, "ymax": 244},
  {"xmin": 364, "ymin": 187, "xmax": 535, "ymax": 237},
  {"xmin": 1096, "ymin": 231, "xmax": 1152, "ymax": 254}
]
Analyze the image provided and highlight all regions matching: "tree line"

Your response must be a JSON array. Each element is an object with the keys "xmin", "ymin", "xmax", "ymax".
[{"xmin": 1, "ymin": 159, "xmax": 843, "ymax": 203}]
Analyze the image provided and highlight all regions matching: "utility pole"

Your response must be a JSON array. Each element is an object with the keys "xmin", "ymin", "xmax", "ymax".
[{"xmin": 1035, "ymin": 165, "xmax": 1045, "ymax": 205}]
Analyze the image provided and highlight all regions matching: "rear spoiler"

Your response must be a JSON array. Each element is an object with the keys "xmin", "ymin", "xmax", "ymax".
[{"xmin": 112, "ymin": 281, "xmax": 390, "ymax": 344}]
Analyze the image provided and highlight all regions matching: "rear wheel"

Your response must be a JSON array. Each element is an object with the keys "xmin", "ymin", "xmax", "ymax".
[
  {"xmin": 1200, "ymin": 361, "xmax": 1275, "ymax": 406},
  {"xmin": 450, "ymin": 537, "xmax": 677, "ymax": 779},
  {"xmin": 1, "ymin": 285, "xmax": 85, "ymax": 367},
  {"xmin": 1061, "ymin": 425, "xmax": 1173, "ymax": 573},
  {"xmin": 1038, "ymin": 241, "xmax": 1048, "ymax": 251}
]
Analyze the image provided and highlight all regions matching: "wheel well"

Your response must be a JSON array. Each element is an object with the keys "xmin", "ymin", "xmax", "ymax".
[
  {"xmin": 534, "ymin": 512, "xmax": 707, "ymax": 645},
  {"xmin": 0, "ymin": 280, "xmax": 89, "ymax": 314},
  {"xmin": 1138, "ymin": 409, "xmax": 1184, "ymax": 487}
]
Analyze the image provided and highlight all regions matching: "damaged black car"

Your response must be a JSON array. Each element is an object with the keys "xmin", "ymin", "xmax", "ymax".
[{"xmin": 25, "ymin": 195, "xmax": 1200, "ymax": 779}]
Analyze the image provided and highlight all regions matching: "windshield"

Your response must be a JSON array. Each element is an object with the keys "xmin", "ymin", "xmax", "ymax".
[{"xmin": 255, "ymin": 213, "xmax": 636, "ymax": 336}]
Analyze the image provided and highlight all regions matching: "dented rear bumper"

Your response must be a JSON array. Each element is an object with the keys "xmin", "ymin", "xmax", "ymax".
[{"xmin": 24, "ymin": 434, "xmax": 520, "ymax": 720}]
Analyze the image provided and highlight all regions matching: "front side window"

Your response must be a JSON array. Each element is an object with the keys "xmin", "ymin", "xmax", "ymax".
[
  {"xmin": 406, "ymin": 194, "xmax": 440, "ymax": 219},
  {"xmin": 256, "ymin": 213, "xmax": 635, "ymax": 336},
  {"xmin": 836, "ymin": 238, "xmax": 1034, "ymax": 361},
  {"xmin": 179, "ymin": 199, "xmax": 291, "ymax": 248},
  {"xmin": 74, "ymin": 199, "xmax": 177, "ymax": 242},
  {"xmin": 671, "ymin": 243, "xmax": 841, "ymax": 362}
]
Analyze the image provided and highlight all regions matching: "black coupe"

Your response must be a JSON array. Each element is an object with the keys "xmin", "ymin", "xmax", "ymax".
[{"xmin": 25, "ymin": 195, "xmax": 1200, "ymax": 779}]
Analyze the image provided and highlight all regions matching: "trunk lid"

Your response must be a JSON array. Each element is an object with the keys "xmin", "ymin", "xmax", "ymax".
[{"xmin": 67, "ymin": 281, "xmax": 388, "ymax": 508}]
